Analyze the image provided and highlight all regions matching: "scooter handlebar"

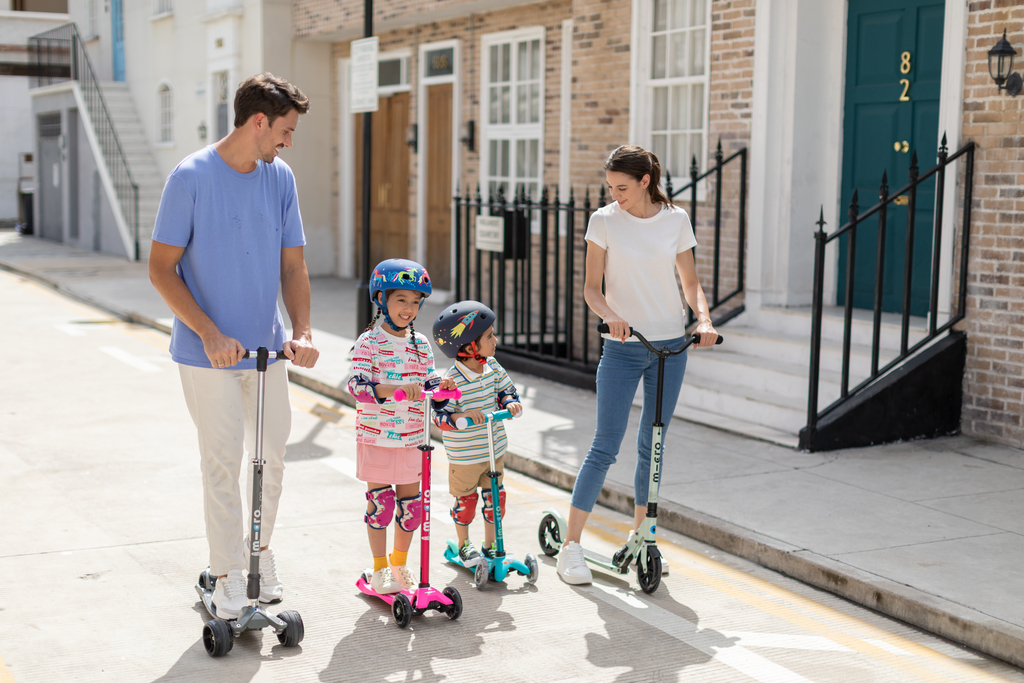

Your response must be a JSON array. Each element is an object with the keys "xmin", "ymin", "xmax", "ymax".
[
  {"xmin": 393, "ymin": 387, "xmax": 462, "ymax": 402},
  {"xmin": 455, "ymin": 408, "xmax": 515, "ymax": 429},
  {"xmin": 595, "ymin": 324, "xmax": 724, "ymax": 347},
  {"xmin": 242, "ymin": 349, "xmax": 286, "ymax": 359}
]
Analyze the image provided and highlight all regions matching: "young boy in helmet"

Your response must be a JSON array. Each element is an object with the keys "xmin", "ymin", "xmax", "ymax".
[{"xmin": 431, "ymin": 301, "xmax": 523, "ymax": 566}]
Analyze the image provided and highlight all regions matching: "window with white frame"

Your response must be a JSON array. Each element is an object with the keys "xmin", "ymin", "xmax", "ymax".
[
  {"xmin": 647, "ymin": 0, "xmax": 709, "ymax": 180},
  {"xmin": 481, "ymin": 29, "xmax": 544, "ymax": 202},
  {"xmin": 153, "ymin": 0, "xmax": 173, "ymax": 15},
  {"xmin": 158, "ymin": 84, "xmax": 173, "ymax": 143}
]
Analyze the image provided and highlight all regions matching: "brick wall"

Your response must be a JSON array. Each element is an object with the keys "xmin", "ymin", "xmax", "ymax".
[{"xmin": 959, "ymin": 1, "xmax": 1024, "ymax": 446}]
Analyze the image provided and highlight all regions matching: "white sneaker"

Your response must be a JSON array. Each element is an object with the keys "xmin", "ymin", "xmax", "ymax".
[
  {"xmin": 390, "ymin": 563, "xmax": 418, "ymax": 591},
  {"xmin": 244, "ymin": 539, "xmax": 284, "ymax": 603},
  {"xmin": 258, "ymin": 547, "xmax": 284, "ymax": 603},
  {"xmin": 556, "ymin": 541, "xmax": 593, "ymax": 585},
  {"xmin": 369, "ymin": 567, "xmax": 402, "ymax": 594},
  {"xmin": 212, "ymin": 569, "xmax": 248, "ymax": 619}
]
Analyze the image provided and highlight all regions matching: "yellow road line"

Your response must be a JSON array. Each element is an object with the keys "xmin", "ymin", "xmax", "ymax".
[{"xmin": 0, "ymin": 653, "xmax": 18, "ymax": 683}]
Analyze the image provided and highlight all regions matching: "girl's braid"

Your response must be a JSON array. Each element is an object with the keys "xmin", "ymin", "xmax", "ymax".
[
  {"xmin": 363, "ymin": 309, "xmax": 381, "ymax": 335},
  {"xmin": 407, "ymin": 319, "xmax": 420, "ymax": 358}
]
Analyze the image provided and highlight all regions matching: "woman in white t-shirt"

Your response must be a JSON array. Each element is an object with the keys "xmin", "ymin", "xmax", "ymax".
[{"xmin": 556, "ymin": 145, "xmax": 718, "ymax": 585}]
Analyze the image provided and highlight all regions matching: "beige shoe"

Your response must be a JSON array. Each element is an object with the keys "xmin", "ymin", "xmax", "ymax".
[
  {"xmin": 369, "ymin": 567, "xmax": 402, "ymax": 594},
  {"xmin": 389, "ymin": 563, "xmax": 418, "ymax": 591}
]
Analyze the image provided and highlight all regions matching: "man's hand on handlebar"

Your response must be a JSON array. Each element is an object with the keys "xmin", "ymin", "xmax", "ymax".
[
  {"xmin": 693, "ymin": 319, "xmax": 719, "ymax": 348},
  {"xmin": 602, "ymin": 315, "xmax": 632, "ymax": 343}
]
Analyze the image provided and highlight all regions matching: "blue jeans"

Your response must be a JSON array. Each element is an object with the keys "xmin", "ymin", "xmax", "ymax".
[{"xmin": 570, "ymin": 336, "xmax": 688, "ymax": 513}]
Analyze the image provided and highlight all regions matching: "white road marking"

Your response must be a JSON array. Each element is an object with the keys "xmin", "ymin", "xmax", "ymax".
[
  {"xmin": 720, "ymin": 631, "xmax": 853, "ymax": 653},
  {"xmin": 864, "ymin": 639, "xmax": 913, "ymax": 657},
  {"xmin": 54, "ymin": 324, "xmax": 86, "ymax": 337},
  {"xmin": 99, "ymin": 346, "xmax": 162, "ymax": 372},
  {"xmin": 587, "ymin": 582, "xmax": 819, "ymax": 683}
]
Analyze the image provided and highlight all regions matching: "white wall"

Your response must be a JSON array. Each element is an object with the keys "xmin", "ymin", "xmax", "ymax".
[{"xmin": 0, "ymin": 10, "xmax": 70, "ymax": 223}]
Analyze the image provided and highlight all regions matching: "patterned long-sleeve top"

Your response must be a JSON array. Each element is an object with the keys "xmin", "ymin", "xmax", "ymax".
[
  {"xmin": 346, "ymin": 327, "xmax": 442, "ymax": 447},
  {"xmin": 432, "ymin": 358, "xmax": 521, "ymax": 465}
]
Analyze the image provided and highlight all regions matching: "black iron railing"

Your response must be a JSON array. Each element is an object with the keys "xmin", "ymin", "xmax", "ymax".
[
  {"xmin": 666, "ymin": 140, "xmax": 747, "ymax": 328},
  {"xmin": 29, "ymin": 23, "xmax": 140, "ymax": 260},
  {"xmin": 452, "ymin": 144, "xmax": 747, "ymax": 374},
  {"xmin": 804, "ymin": 134, "xmax": 975, "ymax": 443}
]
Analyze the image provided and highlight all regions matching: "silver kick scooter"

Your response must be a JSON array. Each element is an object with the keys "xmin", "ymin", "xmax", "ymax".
[
  {"xmin": 196, "ymin": 347, "xmax": 304, "ymax": 656},
  {"xmin": 538, "ymin": 326, "xmax": 722, "ymax": 594}
]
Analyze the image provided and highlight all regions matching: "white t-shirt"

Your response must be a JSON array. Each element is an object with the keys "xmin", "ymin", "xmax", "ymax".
[{"xmin": 585, "ymin": 201, "xmax": 697, "ymax": 342}]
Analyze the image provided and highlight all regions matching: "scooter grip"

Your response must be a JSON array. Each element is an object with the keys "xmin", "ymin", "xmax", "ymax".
[
  {"xmin": 455, "ymin": 408, "xmax": 514, "ymax": 429},
  {"xmin": 394, "ymin": 387, "xmax": 463, "ymax": 402},
  {"xmin": 596, "ymin": 323, "xmax": 634, "ymax": 336}
]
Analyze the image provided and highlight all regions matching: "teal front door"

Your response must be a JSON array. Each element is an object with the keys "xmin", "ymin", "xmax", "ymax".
[{"xmin": 838, "ymin": 0, "xmax": 944, "ymax": 316}]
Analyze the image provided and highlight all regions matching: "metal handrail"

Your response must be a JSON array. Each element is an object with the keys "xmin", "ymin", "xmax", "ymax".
[
  {"xmin": 452, "ymin": 144, "xmax": 747, "ymax": 374},
  {"xmin": 804, "ymin": 135, "xmax": 975, "ymax": 442},
  {"xmin": 29, "ymin": 23, "xmax": 140, "ymax": 260}
]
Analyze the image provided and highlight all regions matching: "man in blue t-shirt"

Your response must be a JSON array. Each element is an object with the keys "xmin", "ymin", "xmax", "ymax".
[{"xmin": 149, "ymin": 73, "xmax": 319, "ymax": 619}]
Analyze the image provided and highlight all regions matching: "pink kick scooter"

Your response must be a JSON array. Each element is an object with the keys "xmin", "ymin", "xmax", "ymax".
[{"xmin": 356, "ymin": 387, "xmax": 464, "ymax": 628}]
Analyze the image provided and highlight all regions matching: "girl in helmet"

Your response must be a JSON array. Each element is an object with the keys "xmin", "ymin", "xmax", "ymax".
[
  {"xmin": 347, "ymin": 258, "xmax": 451, "ymax": 594},
  {"xmin": 431, "ymin": 301, "xmax": 523, "ymax": 565}
]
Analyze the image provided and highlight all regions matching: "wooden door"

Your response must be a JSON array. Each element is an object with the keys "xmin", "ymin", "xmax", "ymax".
[
  {"xmin": 426, "ymin": 84, "xmax": 453, "ymax": 290},
  {"xmin": 355, "ymin": 92, "xmax": 410, "ymax": 268},
  {"xmin": 838, "ymin": 0, "xmax": 944, "ymax": 316}
]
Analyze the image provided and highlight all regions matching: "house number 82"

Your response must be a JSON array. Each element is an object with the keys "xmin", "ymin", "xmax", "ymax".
[{"xmin": 898, "ymin": 51, "xmax": 912, "ymax": 101}]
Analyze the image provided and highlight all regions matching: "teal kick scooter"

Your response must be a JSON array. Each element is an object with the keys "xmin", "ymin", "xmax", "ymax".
[
  {"xmin": 444, "ymin": 409, "xmax": 539, "ymax": 589},
  {"xmin": 537, "ymin": 326, "xmax": 723, "ymax": 594}
]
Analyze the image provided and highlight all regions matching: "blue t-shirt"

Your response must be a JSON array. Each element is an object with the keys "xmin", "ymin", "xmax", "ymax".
[{"xmin": 152, "ymin": 146, "xmax": 306, "ymax": 369}]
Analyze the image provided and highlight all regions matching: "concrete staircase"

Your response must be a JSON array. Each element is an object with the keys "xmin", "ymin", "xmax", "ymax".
[
  {"xmin": 97, "ymin": 82, "xmax": 163, "ymax": 261},
  {"xmin": 673, "ymin": 306, "xmax": 928, "ymax": 448}
]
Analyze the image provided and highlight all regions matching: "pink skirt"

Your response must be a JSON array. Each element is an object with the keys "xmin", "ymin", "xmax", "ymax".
[{"xmin": 356, "ymin": 443, "xmax": 422, "ymax": 485}]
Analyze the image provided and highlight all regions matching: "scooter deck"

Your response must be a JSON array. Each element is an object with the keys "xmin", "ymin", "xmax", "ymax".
[
  {"xmin": 444, "ymin": 541, "xmax": 531, "ymax": 582},
  {"xmin": 356, "ymin": 573, "xmax": 455, "ymax": 612},
  {"xmin": 582, "ymin": 548, "xmax": 631, "ymax": 576}
]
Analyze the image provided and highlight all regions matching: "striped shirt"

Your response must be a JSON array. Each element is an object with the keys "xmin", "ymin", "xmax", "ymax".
[
  {"xmin": 434, "ymin": 359, "xmax": 520, "ymax": 465},
  {"xmin": 346, "ymin": 327, "xmax": 441, "ymax": 447}
]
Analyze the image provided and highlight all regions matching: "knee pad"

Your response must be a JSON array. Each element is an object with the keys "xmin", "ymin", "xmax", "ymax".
[
  {"xmin": 481, "ymin": 486, "xmax": 506, "ymax": 524},
  {"xmin": 395, "ymin": 493, "xmax": 423, "ymax": 532},
  {"xmin": 364, "ymin": 486, "xmax": 396, "ymax": 529},
  {"xmin": 450, "ymin": 493, "xmax": 478, "ymax": 526}
]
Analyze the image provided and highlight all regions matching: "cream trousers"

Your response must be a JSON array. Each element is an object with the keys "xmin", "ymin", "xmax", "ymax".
[{"xmin": 178, "ymin": 361, "xmax": 291, "ymax": 576}]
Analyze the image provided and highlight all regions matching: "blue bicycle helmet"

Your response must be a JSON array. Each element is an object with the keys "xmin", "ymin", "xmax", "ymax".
[{"xmin": 369, "ymin": 259, "xmax": 432, "ymax": 331}]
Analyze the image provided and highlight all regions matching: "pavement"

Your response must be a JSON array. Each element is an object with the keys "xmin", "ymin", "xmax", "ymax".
[{"xmin": 3, "ymin": 228, "xmax": 1024, "ymax": 671}]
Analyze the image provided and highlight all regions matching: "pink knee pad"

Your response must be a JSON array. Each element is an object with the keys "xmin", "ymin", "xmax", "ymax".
[
  {"xmin": 450, "ymin": 493, "xmax": 478, "ymax": 525},
  {"xmin": 364, "ymin": 486, "xmax": 396, "ymax": 529},
  {"xmin": 481, "ymin": 486, "xmax": 506, "ymax": 524},
  {"xmin": 395, "ymin": 493, "xmax": 423, "ymax": 532}
]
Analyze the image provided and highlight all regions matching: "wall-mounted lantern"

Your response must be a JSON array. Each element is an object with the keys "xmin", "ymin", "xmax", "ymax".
[
  {"xmin": 197, "ymin": 121, "xmax": 207, "ymax": 142},
  {"xmin": 460, "ymin": 120, "xmax": 475, "ymax": 152},
  {"xmin": 405, "ymin": 123, "xmax": 418, "ymax": 153},
  {"xmin": 988, "ymin": 29, "xmax": 1022, "ymax": 96}
]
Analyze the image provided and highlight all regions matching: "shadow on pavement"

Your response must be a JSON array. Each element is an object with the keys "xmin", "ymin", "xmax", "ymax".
[{"xmin": 319, "ymin": 601, "xmax": 486, "ymax": 683}]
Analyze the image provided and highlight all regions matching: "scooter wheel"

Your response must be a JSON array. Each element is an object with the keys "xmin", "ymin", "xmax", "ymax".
[
  {"xmin": 202, "ymin": 619, "xmax": 233, "ymax": 657},
  {"xmin": 538, "ymin": 514, "xmax": 562, "ymax": 556},
  {"xmin": 524, "ymin": 553, "xmax": 540, "ymax": 584},
  {"xmin": 473, "ymin": 561, "xmax": 489, "ymax": 590},
  {"xmin": 392, "ymin": 593, "xmax": 412, "ymax": 629},
  {"xmin": 442, "ymin": 587, "xmax": 463, "ymax": 620},
  {"xmin": 276, "ymin": 610, "xmax": 304, "ymax": 646},
  {"xmin": 637, "ymin": 552, "xmax": 662, "ymax": 594}
]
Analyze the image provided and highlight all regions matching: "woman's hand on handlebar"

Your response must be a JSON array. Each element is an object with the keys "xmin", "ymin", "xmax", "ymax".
[
  {"xmin": 693, "ymin": 319, "xmax": 719, "ymax": 348},
  {"xmin": 602, "ymin": 315, "xmax": 632, "ymax": 343}
]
